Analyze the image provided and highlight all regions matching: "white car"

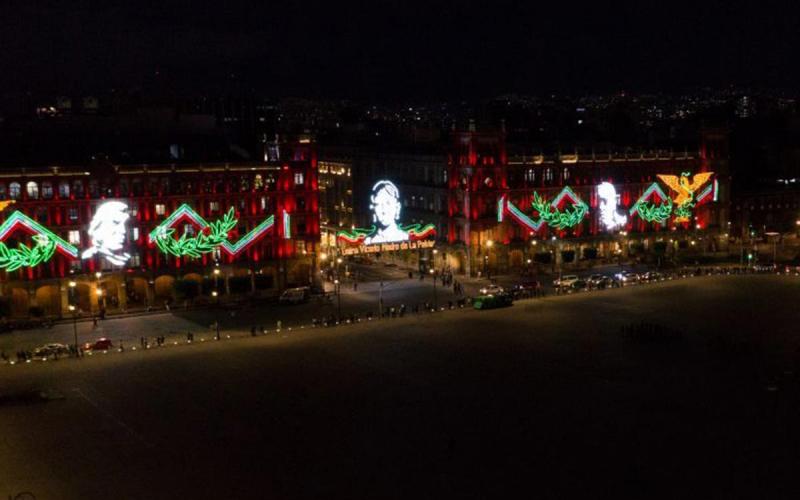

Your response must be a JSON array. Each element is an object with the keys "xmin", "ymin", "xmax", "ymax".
[
  {"xmin": 479, "ymin": 284, "xmax": 505, "ymax": 296},
  {"xmin": 615, "ymin": 271, "xmax": 639, "ymax": 284},
  {"xmin": 279, "ymin": 287, "xmax": 310, "ymax": 305},
  {"xmin": 33, "ymin": 343, "xmax": 70, "ymax": 359},
  {"xmin": 553, "ymin": 275, "xmax": 579, "ymax": 288}
]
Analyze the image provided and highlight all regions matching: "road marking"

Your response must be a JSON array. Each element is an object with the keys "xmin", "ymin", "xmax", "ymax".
[{"xmin": 72, "ymin": 388, "xmax": 155, "ymax": 448}]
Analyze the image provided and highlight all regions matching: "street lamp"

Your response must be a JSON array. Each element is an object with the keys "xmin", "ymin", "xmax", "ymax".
[
  {"xmin": 430, "ymin": 268, "xmax": 437, "ymax": 310},
  {"xmin": 334, "ymin": 279, "xmax": 341, "ymax": 318},
  {"xmin": 213, "ymin": 267, "xmax": 221, "ymax": 300},
  {"xmin": 95, "ymin": 288, "xmax": 103, "ymax": 318},
  {"xmin": 69, "ymin": 304, "xmax": 78, "ymax": 356}
]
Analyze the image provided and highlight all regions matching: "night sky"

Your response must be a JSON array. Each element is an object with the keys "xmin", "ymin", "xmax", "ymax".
[{"xmin": 2, "ymin": 1, "xmax": 799, "ymax": 99}]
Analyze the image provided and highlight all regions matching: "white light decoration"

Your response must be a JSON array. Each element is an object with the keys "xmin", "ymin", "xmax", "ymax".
[
  {"xmin": 81, "ymin": 201, "xmax": 131, "ymax": 265},
  {"xmin": 597, "ymin": 182, "xmax": 627, "ymax": 231},
  {"xmin": 365, "ymin": 180, "xmax": 409, "ymax": 244}
]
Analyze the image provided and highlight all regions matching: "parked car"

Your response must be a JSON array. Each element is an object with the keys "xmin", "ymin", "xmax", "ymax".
[
  {"xmin": 33, "ymin": 343, "xmax": 70, "ymax": 358},
  {"xmin": 553, "ymin": 275, "xmax": 579, "ymax": 289},
  {"xmin": 569, "ymin": 279, "xmax": 588, "ymax": 291},
  {"xmin": 279, "ymin": 287, "xmax": 310, "ymax": 305},
  {"xmin": 587, "ymin": 274, "xmax": 606, "ymax": 287},
  {"xmin": 479, "ymin": 284, "xmax": 505, "ymax": 296},
  {"xmin": 642, "ymin": 271, "xmax": 663, "ymax": 282},
  {"xmin": 83, "ymin": 338, "xmax": 113, "ymax": 351},
  {"xmin": 510, "ymin": 281, "xmax": 540, "ymax": 298},
  {"xmin": 615, "ymin": 271, "xmax": 639, "ymax": 284},
  {"xmin": 594, "ymin": 276, "xmax": 619, "ymax": 289},
  {"xmin": 473, "ymin": 292, "xmax": 514, "ymax": 310}
]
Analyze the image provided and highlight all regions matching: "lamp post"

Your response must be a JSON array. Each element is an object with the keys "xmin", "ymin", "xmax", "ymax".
[
  {"xmin": 334, "ymin": 279, "xmax": 341, "ymax": 318},
  {"xmin": 430, "ymin": 268, "xmax": 437, "ymax": 310},
  {"xmin": 213, "ymin": 267, "xmax": 221, "ymax": 303},
  {"xmin": 69, "ymin": 304, "xmax": 78, "ymax": 356},
  {"xmin": 485, "ymin": 240, "xmax": 493, "ymax": 279},
  {"xmin": 95, "ymin": 288, "xmax": 103, "ymax": 320}
]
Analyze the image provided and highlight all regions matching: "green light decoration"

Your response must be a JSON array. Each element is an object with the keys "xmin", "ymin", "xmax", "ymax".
[
  {"xmin": 631, "ymin": 199, "xmax": 673, "ymax": 224},
  {"xmin": 154, "ymin": 208, "xmax": 238, "ymax": 258},
  {"xmin": 531, "ymin": 190, "xmax": 589, "ymax": 230},
  {"xmin": 673, "ymin": 201, "xmax": 695, "ymax": 221},
  {"xmin": 0, "ymin": 235, "xmax": 58, "ymax": 272}
]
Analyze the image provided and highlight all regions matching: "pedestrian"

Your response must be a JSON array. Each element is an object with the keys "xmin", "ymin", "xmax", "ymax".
[
  {"xmin": 353, "ymin": 281, "xmax": 358, "ymax": 291},
  {"xmin": 277, "ymin": 320, "xmax": 282, "ymax": 332},
  {"xmin": 140, "ymin": 336, "xmax": 145, "ymax": 348},
  {"xmin": 119, "ymin": 340, "xmax": 124, "ymax": 352}
]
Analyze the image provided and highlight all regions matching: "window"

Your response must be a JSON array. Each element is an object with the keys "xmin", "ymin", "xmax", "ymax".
[
  {"xmin": 130, "ymin": 227, "xmax": 139, "ymax": 242},
  {"xmin": 0, "ymin": 184, "xmax": 6, "ymax": 200},
  {"xmin": 88, "ymin": 180, "xmax": 99, "ymax": 198},
  {"xmin": 119, "ymin": 179, "xmax": 129, "ymax": 196},
  {"xmin": 155, "ymin": 204, "xmax": 166, "ymax": 216},
  {"xmin": 129, "ymin": 253, "xmax": 141, "ymax": 267},
  {"xmin": 42, "ymin": 182, "xmax": 53, "ymax": 199},
  {"xmin": 58, "ymin": 181, "xmax": 70, "ymax": 198},
  {"xmin": 525, "ymin": 169, "xmax": 536, "ymax": 182},
  {"xmin": 26, "ymin": 182, "xmax": 39, "ymax": 199},
  {"xmin": 260, "ymin": 196, "xmax": 267, "ymax": 211},
  {"xmin": 294, "ymin": 172, "xmax": 305, "ymax": 186},
  {"xmin": 562, "ymin": 167, "xmax": 570, "ymax": 181},
  {"xmin": 68, "ymin": 208, "xmax": 79, "ymax": 221},
  {"xmin": 184, "ymin": 224, "xmax": 195, "ymax": 236},
  {"xmin": 73, "ymin": 180, "xmax": 84, "ymax": 198},
  {"xmin": 9, "ymin": 182, "xmax": 20, "ymax": 199},
  {"xmin": 68, "ymin": 230, "xmax": 80, "ymax": 245},
  {"xmin": 209, "ymin": 201, "xmax": 220, "ymax": 213}
]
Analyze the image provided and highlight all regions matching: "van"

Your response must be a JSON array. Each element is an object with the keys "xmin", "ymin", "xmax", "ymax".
[{"xmin": 279, "ymin": 287, "xmax": 310, "ymax": 305}]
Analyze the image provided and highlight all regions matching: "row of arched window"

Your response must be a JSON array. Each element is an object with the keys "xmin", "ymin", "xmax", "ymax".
[{"xmin": 0, "ymin": 173, "xmax": 291, "ymax": 201}]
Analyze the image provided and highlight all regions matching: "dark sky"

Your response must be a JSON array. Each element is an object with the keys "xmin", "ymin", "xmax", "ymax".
[{"xmin": 2, "ymin": 0, "xmax": 799, "ymax": 100}]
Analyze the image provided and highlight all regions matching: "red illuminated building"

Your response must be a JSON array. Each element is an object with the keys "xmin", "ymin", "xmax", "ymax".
[{"xmin": 0, "ymin": 141, "xmax": 319, "ymax": 318}]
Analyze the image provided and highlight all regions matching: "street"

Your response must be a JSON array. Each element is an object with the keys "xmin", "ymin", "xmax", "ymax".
[{"xmin": 2, "ymin": 275, "xmax": 800, "ymax": 499}]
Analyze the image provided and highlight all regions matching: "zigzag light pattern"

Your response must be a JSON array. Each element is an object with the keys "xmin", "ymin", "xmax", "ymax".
[{"xmin": 0, "ymin": 211, "xmax": 79, "ymax": 258}]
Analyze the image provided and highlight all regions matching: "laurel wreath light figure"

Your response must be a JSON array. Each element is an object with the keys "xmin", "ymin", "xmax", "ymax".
[
  {"xmin": 530, "ymin": 191, "xmax": 589, "ymax": 230},
  {"xmin": 0, "ymin": 234, "xmax": 58, "ymax": 272},
  {"xmin": 154, "ymin": 208, "xmax": 238, "ymax": 258}
]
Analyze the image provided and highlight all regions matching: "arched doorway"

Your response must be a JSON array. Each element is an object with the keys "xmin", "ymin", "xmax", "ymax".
[
  {"xmin": 154, "ymin": 275, "xmax": 175, "ymax": 304},
  {"xmin": 35, "ymin": 285, "xmax": 61, "ymax": 317},
  {"xmin": 509, "ymin": 249, "xmax": 524, "ymax": 269},
  {"xmin": 10, "ymin": 288, "xmax": 29, "ymax": 317},
  {"xmin": 128, "ymin": 277, "xmax": 148, "ymax": 307},
  {"xmin": 74, "ymin": 283, "xmax": 92, "ymax": 314}
]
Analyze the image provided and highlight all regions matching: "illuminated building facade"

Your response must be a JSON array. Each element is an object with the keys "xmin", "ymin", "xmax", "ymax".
[
  {"xmin": 0, "ymin": 142, "xmax": 319, "ymax": 318},
  {"xmin": 320, "ymin": 128, "xmax": 730, "ymax": 275}
]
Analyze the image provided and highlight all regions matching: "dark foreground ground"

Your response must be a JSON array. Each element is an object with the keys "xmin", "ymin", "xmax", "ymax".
[{"xmin": 2, "ymin": 275, "xmax": 800, "ymax": 499}]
